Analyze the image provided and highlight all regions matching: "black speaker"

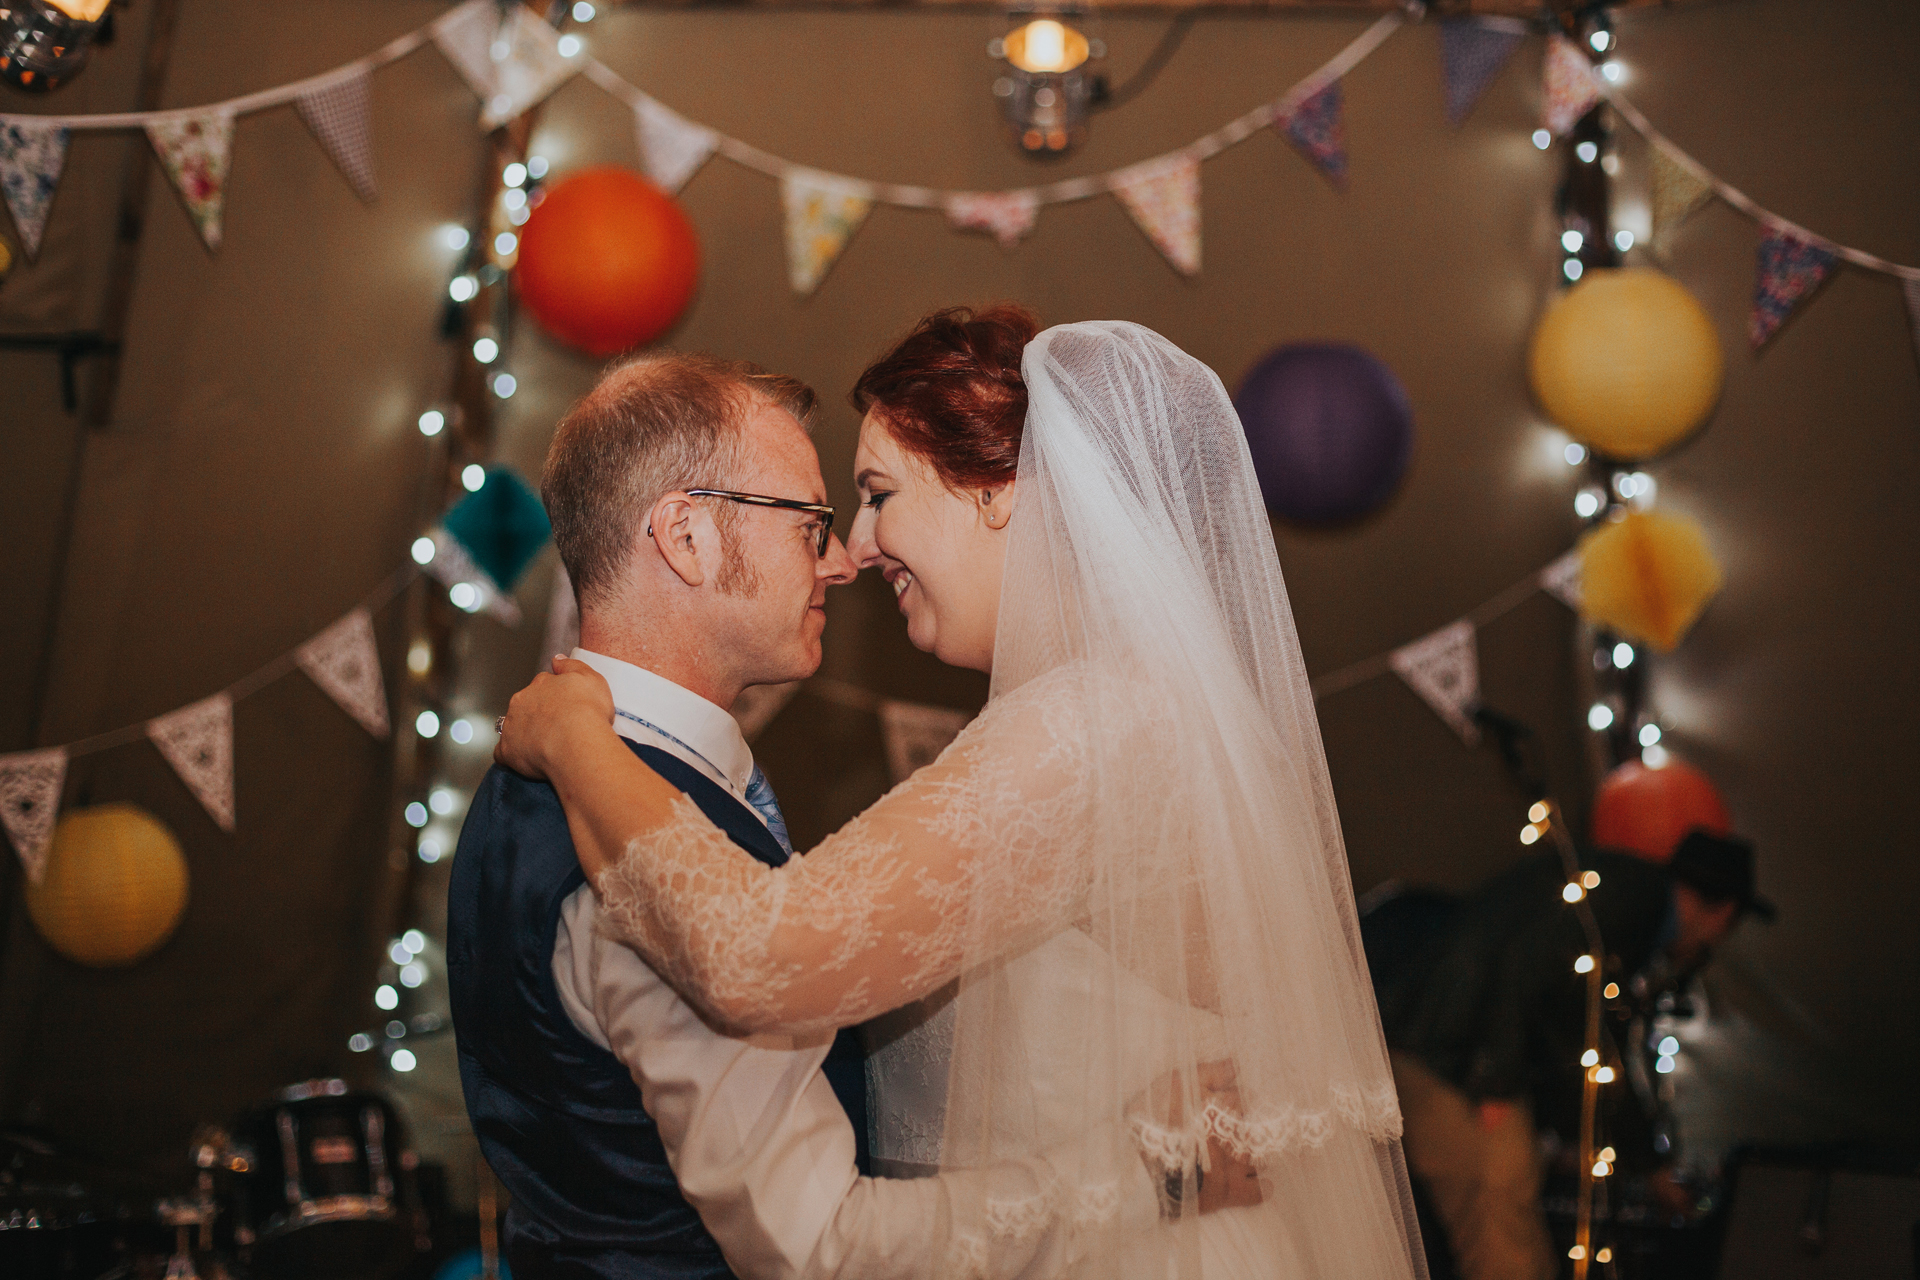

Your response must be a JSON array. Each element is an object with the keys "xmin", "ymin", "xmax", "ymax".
[{"xmin": 1716, "ymin": 1147, "xmax": 1920, "ymax": 1280}]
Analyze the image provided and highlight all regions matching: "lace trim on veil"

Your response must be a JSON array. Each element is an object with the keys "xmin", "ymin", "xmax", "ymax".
[{"xmin": 1128, "ymin": 1084, "xmax": 1403, "ymax": 1174}]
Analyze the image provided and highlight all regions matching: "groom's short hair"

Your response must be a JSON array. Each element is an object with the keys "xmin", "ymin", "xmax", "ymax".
[{"xmin": 543, "ymin": 352, "xmax": 817, "ymax": 610}]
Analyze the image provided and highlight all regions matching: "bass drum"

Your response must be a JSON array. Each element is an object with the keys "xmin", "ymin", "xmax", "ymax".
[{"xmin": 231, "ymin": 1081, "xmax": 423, "ymax": 1280}]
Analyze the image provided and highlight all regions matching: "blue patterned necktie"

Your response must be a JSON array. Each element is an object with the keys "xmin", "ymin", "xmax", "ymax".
[{"xmin": 743, "ymin": 765, "xmax": 794, "ymax": 859}]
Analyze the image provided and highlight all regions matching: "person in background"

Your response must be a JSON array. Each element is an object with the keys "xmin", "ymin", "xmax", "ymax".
[{"xmin": 1363, "ymin": 829, "xmax": 1774, "ymax": 1280}]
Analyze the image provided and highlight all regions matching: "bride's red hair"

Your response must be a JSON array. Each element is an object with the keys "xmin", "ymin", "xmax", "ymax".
[{"xmin": 850, "ymin": 304, "xmax": 1038, "ymax": 491}]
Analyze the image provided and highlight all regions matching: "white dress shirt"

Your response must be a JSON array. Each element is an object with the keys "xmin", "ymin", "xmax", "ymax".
[{"xmin": 552, "ymin": 648, "xmax": 1155, "ymax": 1280}]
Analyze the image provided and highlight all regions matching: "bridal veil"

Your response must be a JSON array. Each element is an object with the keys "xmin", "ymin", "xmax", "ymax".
[{"xmin": 930, "ymin": 321, "xmax": 1428, "ymax": 1278}]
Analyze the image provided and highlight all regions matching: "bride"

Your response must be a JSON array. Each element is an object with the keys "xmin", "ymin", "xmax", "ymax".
[{"xmin": 497, "ymin": 311, "xmax": 1426, "ymax": 1279}]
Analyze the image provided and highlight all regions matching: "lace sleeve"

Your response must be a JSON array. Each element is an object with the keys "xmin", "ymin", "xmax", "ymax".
[{"xmin": 593, "ymin": 669, "xmax": 1098, "ymax": 1036}]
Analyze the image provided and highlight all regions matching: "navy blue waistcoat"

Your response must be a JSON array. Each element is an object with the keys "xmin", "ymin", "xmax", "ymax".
[{"xmin": 447, "ymin": 741, "xmax": 869, "ymax": 1280}]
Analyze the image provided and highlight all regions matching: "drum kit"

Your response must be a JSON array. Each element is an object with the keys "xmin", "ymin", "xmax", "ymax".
[{"xmin": 3, "ymin": 1080, "xmax": 433, "ymax": 1280}]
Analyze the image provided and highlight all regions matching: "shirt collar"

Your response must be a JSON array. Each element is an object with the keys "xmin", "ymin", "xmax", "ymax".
[{"xmin": 570, "ymin": 648, "xmax": 755, "ymax": 793}]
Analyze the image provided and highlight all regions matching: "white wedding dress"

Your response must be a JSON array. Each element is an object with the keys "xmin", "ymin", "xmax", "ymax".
[{"xmin": 589, "ymin": 323, "xmax": 1427, "ymax": 1279}]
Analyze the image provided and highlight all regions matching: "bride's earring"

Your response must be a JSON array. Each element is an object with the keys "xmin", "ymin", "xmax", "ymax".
[{"xmin": 982, "ymin": 489, "xmax": 1008, "ymax": 529}]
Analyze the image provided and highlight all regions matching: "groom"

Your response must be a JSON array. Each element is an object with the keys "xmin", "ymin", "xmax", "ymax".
[{"xmin": 448, "ymin": 352, "xmax": 1173, "ymax": 1280}]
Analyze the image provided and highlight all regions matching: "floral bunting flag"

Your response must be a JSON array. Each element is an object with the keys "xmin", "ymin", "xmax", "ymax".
[
  {"xmin": 146, "ymin": 111, "xmax": 233, "ymax": 251},
  {"xmin": 1439, "ymin": 18, "xmax": 1526, "ymax": 127},
  {"xmin": 635, "ymin": 97, "xmax": 718, "ymax": 194},
  {"xmin": 781, "ymin": 173, "xmax": 872, "ymax": 295},
  {"xmin": 1751, "ymin": 225, "xmax": 1838, "ymax": 348},
  {"xmin": 1539, "ymin": 550, "xmax": 1584, "ymax": 611},
  {"xmin": 1279, "ymin": 80, "xmax": 1348, "ymax": 189},
  {"xmin": 1649, "ymin": 145, "xmax": 1714, "ymax": 252},
  {"xmin": 296, "ymin": 607, "xmax": 390, "ymax": 739},
  {"xmin": 945, "ymin": 191, "xmax": 1039, "ymax": 249},
  {"xmin": 1389, "ymin": 620, "xmax": 1481, "ymax": 744},
  {"xmin": 148, "ymin": 693, "xmax": 236, "ymax": 832},
  {"xmin": 296, "ymin": 69, "xmax": 378, "ymax": 203},
  {"xmin": 0, "ymin": 119, "xmax": 69, "ymax": 260},
  {"xmin": 1113, "ymin": 157, "xmax": 1201, "ymax": 276},
  {"xmin": 1904, "ymin": 279, "xmax": 1920, "ymax": 367},
  {"xmin": 878, "ymin": 700, "xmax": 974, "ymax": 785},
  {"xmin": 0, "ymin": 748, "xmax": 66, "ymax": 884},
  {"xmin": 433, "ymin": 0, "xmax": 581, "ymax": 130},
  {"xmin": 1541, "ymin": 34, "xmax": 1602, "ymax": 137}
]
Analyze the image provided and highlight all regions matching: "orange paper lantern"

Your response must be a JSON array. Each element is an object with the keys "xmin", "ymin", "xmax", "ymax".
[
  {"xmin": 1578, "ymin": 509, "xmax": 1723, "ymax": 652},
  {"xmin": 27, "ymin": 804, "xmax": 189, "ymax": 966},
  {"xmin": 1527, "ymin": 268, "xmax": 1725, "ymax": 460},
  {"xmin": 515, "ymin": 167, "xmax": 700, "ymax": 357},
  {"xmin": 1591, "ymin": 759, "xmax": 1730, "ymax": 863}
]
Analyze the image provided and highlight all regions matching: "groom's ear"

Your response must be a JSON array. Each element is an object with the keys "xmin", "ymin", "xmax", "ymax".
[{"xmin": 649, "ymin": 492, "xmax": 709, "ymax": 588}]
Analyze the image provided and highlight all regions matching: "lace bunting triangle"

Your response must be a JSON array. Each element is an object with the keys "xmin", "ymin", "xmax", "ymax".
[
  {"xmin": 297, "ymin": 608, "xmax": 390, "ymax": 739},
  {"xmin": 1541, "ymin": 34, "xmax": 1601, "ymax": 137},
  {"xmin": 296, "ymin": 69, "xmax": 378, "ymax": 203},
  {"xmin": 1113, "ymin": 157, "xmax": 1201, "ymax": 276},
  {"xmin": 1751, "ymin": 224, "xmax": 1838, "ymax": 349},
  {"xmin": 1439, "ymin": 18, "xmax": 1525, "ymax": 127},
  {"xmin": 146, "ymin": 110, "xmax": 234, "ymax": 251},
  {"xmin": 433, "ymin": 0, "xmax": 582, "ymax": 130},
  {"xmin": 781, "ymin": 173, "xmax": 872, "ymax": 295},
  {"xmin": 1389, "ymin": 620, "xmax": 1481, "ymax": 744},
  {"xmin": 1539, "ymin": 550, "xmax": 1584, "ymax": 611},
  {"xmin": 0, "ymin": 118, "xmax": 70, "ymax": 260},
  {"xmin": 148, "ymin": 693, "xmax": 236, "ymax": 831},
  {"xmin": 425, "ymin": 528, "xmax": 521, "ymax": 625},
  {"xmin": 0, "ymin": 747, "xmax": 66, "ymax": 884},
  {"xmin": 878, "ymin": 701, "xmax": 974, "ymax": 785},
  {"xmin": 635, "ymin": 97, "xmax": 718, "ymax": 194}
]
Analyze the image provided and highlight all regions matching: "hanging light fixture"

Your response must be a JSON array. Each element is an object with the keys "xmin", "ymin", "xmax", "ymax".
[
  {"xmin": 990, "ymin": 9, "xmax": 1103, "ymax": 154},
  {"xmin": 1, "ymin": 0, "xmax": 113, "ymax": 93}
]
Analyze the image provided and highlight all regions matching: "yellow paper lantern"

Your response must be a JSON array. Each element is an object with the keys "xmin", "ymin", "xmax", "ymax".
[
  {"xmin": 1528, "ymin": 268, "xmax": 1724, "ymax": 460},
  {"xmin": 1578, "ymin": 510, "xmax": 1724, "ymax": 652},
  {"xmin": 27, "ymin": 804, "xmax": 189, "ymax": 967}
]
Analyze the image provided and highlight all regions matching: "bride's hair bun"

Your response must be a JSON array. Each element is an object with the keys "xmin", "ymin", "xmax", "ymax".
[{"xmin": 851, "ymin": 303, "xmax": 1038, "ymax": 491}]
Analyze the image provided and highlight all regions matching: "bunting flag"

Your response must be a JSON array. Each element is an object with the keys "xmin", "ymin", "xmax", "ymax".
[
  {"xmin": 433, "ymin": 0, "xmax": 582, "ymax": 130},
  {"xmin": 1541, "ymin": 34, "xmax": 1602, "ymax": 137},
  {"xmin": 148, "ymin": 693, "xmax": 236, "ymax": 832},
  {"xmin": 1439, "ymin": 18, "xmax": 1526, "ymax": 127},
  {"xmin": 1751, "ymin": 225, "xmax": 1838, "ymax": 348},
  {"xmin": 541, "ymin": 560, "xmax": 579, "ymax": 671},
  {"xmin": 1539, "ymin": 550, "xmax": 1584, "ymax": 611},
  {"xmin": 732, "ymin": 682, "xmax": 800, "ymax": 743},
  {"xmin": 1905, "ymin": 279, "xmax": 1920, "ymax": 366},
  {"xmin": 1649, "ymin": 145, "xmax": 1714, "ymax": 252},
  {"xmin": 782, "ymin": 173, "xmax": 872, "ymax": 295},
  {"xmin": 296, "ymin": 69, "xmax": 377, "ymax": 203},
  {"xmin": 424, "ymin": 527, "xmax": 521, "ymax": 625},
  {"xmin": 0, "ymin": 118, "xmax": 69, "ymax": 260},
  {"xmin": 1389, "ymin": 620, "xmax": 1481, "ymax": 744},
  {"xmin": 146, "ymin": 111, "xmax": 234, "ymax": 251},
  {"xmin": 0, "ymin": 748, "xmax": 66, "ymax": 883},
  {"xmin": 1113, "ymin": 157, "xmax": 1201, "ymax": 277},
  {"xmin": 296, "ymin": 607, "xmax": 390, "ymax": 739},
  {"xmin": 635, "ymin": 97, "xmax": 717, "ymax": 194},
  {"xmin": 945, "ymin": 190, "xmax": 1039, "ymax": 249},
  {"xmin": 878, "ymin": 700, "xmax": 974, "ymax": 785},
  {"xmin": 1279, "ymin": 80, "xmax": 1348, "ymax": 189}
]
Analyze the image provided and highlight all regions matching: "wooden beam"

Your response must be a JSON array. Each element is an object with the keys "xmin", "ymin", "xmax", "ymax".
[{"xmin": 605, "ymin": 0, "xmax": 1706, "ymax": 13}]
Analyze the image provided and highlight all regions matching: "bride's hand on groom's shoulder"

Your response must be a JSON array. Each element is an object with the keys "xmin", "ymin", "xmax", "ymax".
[{"xmin": 494, "ymin": 656, "xmax": 617, "ymax": 780}]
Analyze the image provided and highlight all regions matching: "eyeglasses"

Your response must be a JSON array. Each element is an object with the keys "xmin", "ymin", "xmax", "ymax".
[{"xmin": 686, "ymin": 489, "xmax": 837, "ymax": 557}]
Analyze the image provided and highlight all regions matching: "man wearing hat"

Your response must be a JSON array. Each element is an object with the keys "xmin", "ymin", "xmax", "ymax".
[{"xmin": 1365, "ymin": 829, "xmax": 1772, "ymax": 1280}]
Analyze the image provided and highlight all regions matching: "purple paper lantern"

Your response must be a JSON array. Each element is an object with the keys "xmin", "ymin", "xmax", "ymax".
[{"xmin": 1233, "ymin": 343, "xmax": 1415, "ymax": 525}]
